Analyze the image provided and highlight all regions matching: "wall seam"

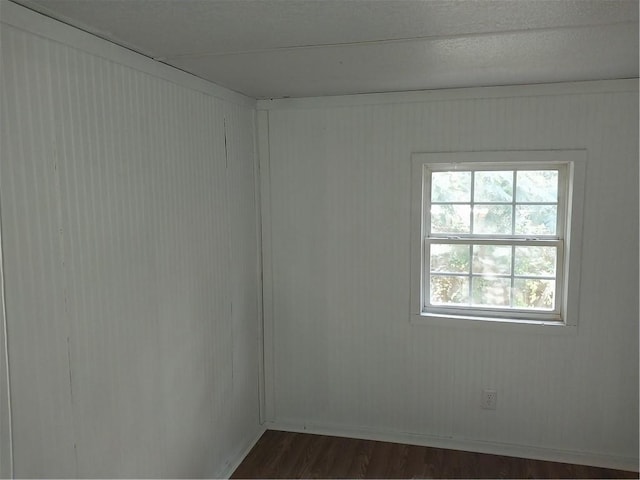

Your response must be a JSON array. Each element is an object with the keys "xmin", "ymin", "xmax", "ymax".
[
  {"xmin": 47, "ymin": 41, "xmax": 79, "ymax": 476},
  {"xmin": 0, "ymin": 186, "xmax": 14, "ymax": 480},
  {"xmin": 252, "ymin": 109, "xmax": 266, "ymax": 425}
]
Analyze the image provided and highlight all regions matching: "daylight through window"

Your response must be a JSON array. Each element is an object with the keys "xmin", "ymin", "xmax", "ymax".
[{"xmin": 411, "ymin": 151, "xmax": 585, "ymax": 326}]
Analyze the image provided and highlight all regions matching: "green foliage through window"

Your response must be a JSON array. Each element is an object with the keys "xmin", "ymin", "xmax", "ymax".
[{"xmin": 427, "ymin": 167, "xmax": 562, "ymax": 312}]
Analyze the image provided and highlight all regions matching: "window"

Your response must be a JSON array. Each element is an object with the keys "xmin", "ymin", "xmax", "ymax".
[{"xmin": 410, "ymin": 151, "xmax": 585, "ymax": 327}]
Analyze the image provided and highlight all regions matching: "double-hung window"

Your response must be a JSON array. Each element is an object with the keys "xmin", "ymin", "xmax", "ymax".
[{"xmin": 410, "ymin": 151, "xmax": 585, "ymax": 326}]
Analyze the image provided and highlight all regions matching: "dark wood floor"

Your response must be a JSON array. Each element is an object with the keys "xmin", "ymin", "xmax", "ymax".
[{"xmin": 232, "ymin": 430, "xmax": 639, "ymax": 479}]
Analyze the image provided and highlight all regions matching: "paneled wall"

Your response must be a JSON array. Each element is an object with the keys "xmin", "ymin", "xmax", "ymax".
[
  {"xmin": 0, "ymin": 4, "xmax": 261, "ymax": 478},
  {"xmin": 0, "ymin": 259, "xmax": 10, "ymax": 478},
  {"xmin": 259, "ymin": 81, "xmax": 639, "ymax": 469}
]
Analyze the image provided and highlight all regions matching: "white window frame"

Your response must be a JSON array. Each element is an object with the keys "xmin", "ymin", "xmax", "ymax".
[{"xmin": 410, "ymin": 150, "xmax": 586, "ymax": 330}]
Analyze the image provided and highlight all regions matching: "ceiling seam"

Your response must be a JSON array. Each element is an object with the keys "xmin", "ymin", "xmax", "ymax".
[{"xmin": 158, "ymin": 20, "xmax": 639, "ymax": 61}]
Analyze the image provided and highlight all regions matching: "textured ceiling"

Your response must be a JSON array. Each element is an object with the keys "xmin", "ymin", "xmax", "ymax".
[{"xmin": 11, "ymin": 0, "xmax": 640, "ymax": 99}]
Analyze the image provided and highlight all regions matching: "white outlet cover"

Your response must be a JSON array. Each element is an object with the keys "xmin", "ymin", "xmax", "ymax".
[{"xmin": 482, "ymin": 389, "xmax": 497, "ymax": 410}]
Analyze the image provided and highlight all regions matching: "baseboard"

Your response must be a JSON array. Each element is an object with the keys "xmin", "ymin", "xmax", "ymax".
[
  {"xmin": 266, "ymin": 420, "xmax": 639, "ymax": 473},
  {"xmin": 214, "ymin": 426, "xmax": 267, "ymax": 479}
]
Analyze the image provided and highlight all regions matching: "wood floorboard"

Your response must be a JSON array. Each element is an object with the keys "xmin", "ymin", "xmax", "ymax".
[
  {"xmin": 385, "ymin": 443, "xmax": 411, "ymax": 479},
  {"xmin": 299, "ymin": 432, "xmax": 331, "ymax": 479},
  {"xmin": 328, "ymin": 436, "xmax": 363, "ymax": 478},
  {"xmin": 365, "ymin": 440, "xmax": 393, "ymax": 478},
  {"xmin": 231, "ymin": 430, "xmax": 639, "ymax": 479}
]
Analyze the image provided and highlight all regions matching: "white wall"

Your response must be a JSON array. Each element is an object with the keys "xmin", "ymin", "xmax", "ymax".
[
  {"xmin": 0, "ymin": 253, "xmax": 10, "ymax": 479},
  {"xmin": 259, "ymin": 81, "xmax": 639, "ymax": 470},
  {"xmin": 0, "ymin": 3, "xmax": 262, "ymax": 477}
]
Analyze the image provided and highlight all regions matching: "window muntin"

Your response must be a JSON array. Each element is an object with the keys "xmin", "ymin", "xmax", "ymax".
[{"xmin": 423, "ymin": 163, "xmax": 568, "ymax": 322}]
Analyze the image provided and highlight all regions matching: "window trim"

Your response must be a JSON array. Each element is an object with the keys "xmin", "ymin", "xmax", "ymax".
[{"xmin": 410, "ymin": 150, "xmax": 586, "ymax": 330}]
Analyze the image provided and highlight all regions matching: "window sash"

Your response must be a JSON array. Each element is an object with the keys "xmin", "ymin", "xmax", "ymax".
[
  {"xmin": 423, "ymin": 238, "xmax": 564, "ymax": 321},
  {"xmin": 424, "ymin": 162, "xmax": 568, "ymax": 240}
]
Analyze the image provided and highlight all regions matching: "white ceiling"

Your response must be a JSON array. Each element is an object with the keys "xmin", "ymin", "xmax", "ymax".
[{"xmin": 11, "ymin": 0, "xmax": 640, "ymax": 99}]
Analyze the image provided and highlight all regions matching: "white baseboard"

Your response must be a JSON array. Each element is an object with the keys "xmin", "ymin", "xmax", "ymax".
[
  {"xmin": 265, "ymin": 420, "xmax": 639, "ymax": 473},
  {"xmin": 214, "ymin": 426, "xmax": 267, "ymax": 479}
]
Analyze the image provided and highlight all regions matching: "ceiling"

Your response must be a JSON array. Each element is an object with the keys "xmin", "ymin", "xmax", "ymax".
[{"xmin": 11, "ymin": 0, "xmax": 640, "ymax": 99}]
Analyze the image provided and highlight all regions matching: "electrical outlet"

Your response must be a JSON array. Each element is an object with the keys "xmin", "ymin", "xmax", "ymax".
[{"xmin": 481, "ymin": 389, "xmax": 497, "ymax": 410}]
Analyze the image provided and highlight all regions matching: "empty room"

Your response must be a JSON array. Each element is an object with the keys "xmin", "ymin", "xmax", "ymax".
[{"xmin": 0, "ymin": 0, "xmax": 638, "ymax": 478}]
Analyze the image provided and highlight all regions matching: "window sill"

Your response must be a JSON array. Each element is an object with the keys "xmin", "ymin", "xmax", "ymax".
[{"xmin": 411, "ymin": 312, "xmax": 577, "ymax": 335}]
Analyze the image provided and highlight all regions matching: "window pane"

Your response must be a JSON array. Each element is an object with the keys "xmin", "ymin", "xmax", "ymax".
[
  {"xmin": 514, "ymin": 246, "xmax": 556, "ymax": 277},
  {"xmin": 431, "ymin": 204, "xmax": 471, "ymax": 234},
  {"xmin": 430, "ymin": 275, "xmax": 469, "ymax": 305},
  {"xmin": 430, "ymin": 244, "xmax": 470, "ymax": 273},
  {"xmin": 431, "ymin": 171, "xmax": 471, "ymax": 202},
  {"xmin": 515, "ymin": 205, "xmax": 557, "ymax": 235},
  {"xmin": 472, "ymin": 245, "xmax": 512, "ymax": 275},
  {"xmin": 472, "ymin": 277, "xmax": 511, "ymax": 307},
  {"xmin": 473, "ymin": 205, "xmax": 512, "ymax": 234},
  {"xmin": 474, "ymin": 171, "xmax": 513, "ymax": 202},
  {"xmin": 516, "ymin": 170, "xmax": 558, "ymax": 203},
  {"xmin": 513, "ymin": 279, "xmax": 555, "ymax": 310}
]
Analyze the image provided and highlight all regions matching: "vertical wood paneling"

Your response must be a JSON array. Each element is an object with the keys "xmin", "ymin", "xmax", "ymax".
[
  {"xmin": 0, "ymin": 26, "xmax": 77, "ymax": 477},
  {"xmin": 1, "ymin": 16, "xmax": 260, "ymax": 478},
  {"xmin": 264, "ymin": 86, "xmax": 639, "ymax": 466},
  {"xmin": 0, "ymin": 262, "xmax": 9, "ymax": 479}
]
